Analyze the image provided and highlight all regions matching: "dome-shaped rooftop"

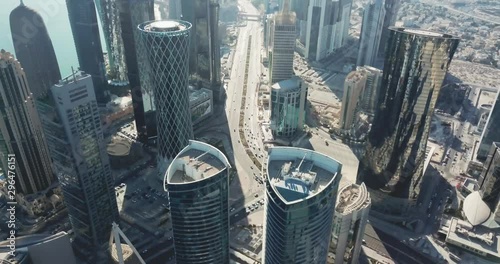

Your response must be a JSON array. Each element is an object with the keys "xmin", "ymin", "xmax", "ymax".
[{"xmin": 463, "ymin": 191, "xmax": 491, "ymax": 226}]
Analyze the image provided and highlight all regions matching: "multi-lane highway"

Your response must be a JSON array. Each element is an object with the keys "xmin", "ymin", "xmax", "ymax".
[{"xmin": 225, "ymin": 0, "xmax": 265, "ymax": 204}]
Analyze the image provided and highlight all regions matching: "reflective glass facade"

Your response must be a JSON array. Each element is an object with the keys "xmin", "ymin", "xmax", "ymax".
[
  {"xmin": 165, "ymin": 141, "xmax": 230, "ymax": 264},
  {"xmin": 139, "ymin": 20, "xmax": 194, "ymax": 174},
  {"xmin": 66, "ymin": 0, "xmax": 108, "ymax": 103},
  {"xmin": 377, "ymin": 0, "xmax": 400, "ymax": 58},
  {"xmin": 359, "ymin": 28, "xmax": 459, "ymax": 211},
  {"xmin": 10, "ymin": 3, "xmax": 61, "ymax": 99},
  {"xmin": 270, "ymin": 77, "xmax": 307, "ymax": 137},
  {"xmin": 95, "ymin": 0, "xmax": 128, "ymax": 83},
  {"xmin": 479, "ymin": 142, "xmax": 500, "ymax": 218},
  {"xmin": 263, "ymin": 147, "xmax": 342, "ymax": 264},
  {"xmin": 118, "ymin": 0, "xmax": 155, "ymax": 141},
  {"xmin": 269, "ymin": 5, "xmax": 296, "ymax": 84},
  {"xmin": 477, "ymin": 91, "xmax": 500, "ymax": 161},
  {"xmin": 38, "ymin": 72, "xmax": 119, "ymax": 263},
  {"xmin": 0, "ymin": 51, "xmax": 55, "ymax": 195},
  {"xmin": 357, "ymin": 0, "xmax": 385, "ymax": 67}
]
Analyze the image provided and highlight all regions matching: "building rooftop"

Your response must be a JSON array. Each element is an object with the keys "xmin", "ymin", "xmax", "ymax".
[
  {"xmin": 447, "ymin": 217, "xmax": 500, "ymax": 258},
  {"xmin": 336, "ymin": 183, "xmax": 371, "ymax": 215},
  {"xmin": 463, "ymin": 191, "xmax": 491, "ymax": 226},
  {"xmin": 166, "ymin": 141, "xmax": 230, "ymax": 185},
  {"xmin": 271, "ymin": 76, "xmax": 302, "ymax": 92},
  {"xmin": 390, "ymin": 27, "xmax": 459, "ymax": 40},
  {"xmin": 107, "ymin": 138, "xmax": 132, "ymax": 157},
  {"xmin": 345, "ymin": 71, "xmax": 366, "ymax": 83},
  {"xmin": 54, "ymin": 70, "xmax": 91, "ymax": 87},
  {"xmin": 267, "ymin": 147, "xmax": 342, "ymax": 204},
  {"xmin": 141, "ymin": 20, "xmax": 191, "ymax": 33}
]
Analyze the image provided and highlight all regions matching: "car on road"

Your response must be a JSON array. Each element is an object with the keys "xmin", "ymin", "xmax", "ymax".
[{"xmin": 254, "ymin": 194, "xmax": 258, "ymax": 198}]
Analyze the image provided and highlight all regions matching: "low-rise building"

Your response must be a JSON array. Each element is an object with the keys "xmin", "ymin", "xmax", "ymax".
[{"xmin": 189, "ymin": 87, "xmax": 213, "ymax": 126}]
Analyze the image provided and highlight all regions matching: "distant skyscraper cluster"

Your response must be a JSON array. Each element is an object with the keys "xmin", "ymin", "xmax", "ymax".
[
  {"xmin": 358, "ymin": 28, "xmax": 459, "ymax": 215},
  {"xmin": 303, "ymin": 0, "xmax": 352, "ymax": 61}
]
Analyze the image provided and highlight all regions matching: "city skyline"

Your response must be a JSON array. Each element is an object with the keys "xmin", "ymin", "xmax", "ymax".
[{"xmin": 2, "ymin": 0, "xmax": 500, "ymax": 263}]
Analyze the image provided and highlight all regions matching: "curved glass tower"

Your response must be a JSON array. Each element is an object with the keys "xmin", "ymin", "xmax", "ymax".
[
  {"xmin": 358, "ymin": 27, "xmax": 459, "ymax": 215},
  {"xmin": 270, "ymin": 77, "xmax": 307, "ymax": 137},
  {"xmin": 10, "ymin": 2, "xmax": 61, "ymax": 99},
  {"xmin": 263, "ymin": 147, "xmax": 342, "ymax": 264},
  {"xmin": 165, "ymin": 140, "xmax": 230, "ymax": 264},
  {"xmin": 0, "ymin": 50, "xmax": 55, "ymax": 195},
  {"xmin": 138, "ymin": 20, "xmax": 194, "ymax": 174}
]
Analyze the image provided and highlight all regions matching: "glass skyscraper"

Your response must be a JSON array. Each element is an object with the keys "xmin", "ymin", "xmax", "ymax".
[
  {"xmin": 138, "ymin": 20, "xmax": 194, "ymax": 175},
  {"xmin": 66, "ymin": 0, "xmax": 108, "ymax": 103},
  {"xmin": 118, "ymin": 0, "xmax": 155, "ymax": 141},
  {"xmin": 377, "ymin": 0, "xmax": 400, "ymax": 58},
  {"xmin": 269, "ymin": 0, "xmax": 296, "ymax": 85},
  {"xmin": 270, "ymin": 77, "xmax": 307, "ymax": 137},
  {"xmin": 10, "ymin": 2, "xmax": 61, "ymax": 99},
  {"xmin": 477, "ymin": 91, "xmax": 500, "ymax": 161},
  {"xmin": 358, "ymin": 27, "xmax": 459, "ymax": 215},
  {"xmin": 165, "ymin": 140, "xmax": 230, "ymax": 264},
  {"xmin": 357, "ymin": 0, "xmax": 385, "ymax": 67},
  {"xmin": 37, "ymin": 72, "xmax": 119, "ymax": 263},
  {"xmin": 263, "ymin": 147, "xmax": 342, "ymax": 263},
  {"xmin": 0, "ymin": 50, "xmax": 55, "ymax": 195}
]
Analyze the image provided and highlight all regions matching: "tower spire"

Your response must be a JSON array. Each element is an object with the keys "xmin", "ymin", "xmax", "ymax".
[
  {"xmin": 281, "ymin": 0, "xmax": 290, "ymax": 14},
  {"xmin": 20, "ymin": 0, "xmax": 24, "ymax": 6}
]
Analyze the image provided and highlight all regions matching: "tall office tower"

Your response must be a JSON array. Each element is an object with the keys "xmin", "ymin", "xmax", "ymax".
[
  {"xmin": 66, "ymin": 0, "xmax": 108, "ymax": 103},
  {"xmin": 118, "ymin": 0, "xmax": 155, "ymax": 141},
  {"xmin": 263, "ymin": 147, "xmax": 342, "ymax": 263},
  {"xmin": 180, "ymin": 0, "xmax": 222, "ymax": 100},
  {"xmin": 358, "ymin": 28, "xmax": 459, "ymax": 215},
  {"xmin": 270, "ymin": 77, "xmax": 307, "ymax": 137},
  {"xmin": 0, "ymin": 50, "xmax": 55, "ymax": 195},
  {"xmin": 95, "ymin": 0, "xmax": 128, "ymax": 83},
  {"xmin": 477, "ymin": 91, "xmax": 500, "ymax": 161},
  {"xmin": 330, "ymin": 183, "xmax": 371, "ymax": 264},
  {"xmin": 292, "ymin": 0, "xmax": 309, "ymax": 45},
  {"xmin": 138, "ymin": 20, "xmax": 194, "ymax": 176},
  {"xmin": 305, "ymin": 0, "xmax": 352, "ymax": 61},
  {"xmin": 377, "ymin": 0, "xmax": 400, "ymax": 59},
  {"xmin": 357, "ymin": 0, "xmax": 385, "ymax": 67},
  {"xmin": 37, "ymin": 71, "xmax": 119, "ymax": 263},
  {"xmin": 340, "ymin": 71, "xmax": 367, "ymax": 130},
  {"xmin": 10, "ymin": 2, "xmax": 61, "ymax": 99},
  {"xmin": 478, "ymin": 142, "xmax": 500, "ymax": 222},
  {"xmin": 357, "ymin": 66, "xmax": 383, "ymax": 116},
  {"xmin": 269, "ymin": 0, "xmax": 296, "ymax": 84},
  {"xmin": 165, "ymin": 140, "xmax": 230, "ymax": 264}
]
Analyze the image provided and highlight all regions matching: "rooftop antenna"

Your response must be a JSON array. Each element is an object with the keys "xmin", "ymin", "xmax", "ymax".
[
  {"xmin": 296, "ymin": 154, "xmax": 306, "ymax": 172},
  {"xmin": 20, "ymin": 0, "xmax": 24, "ymax": 6},
  {"xmin": 71, "ymin": 66, "xmax": 77, "ymax": 83},
  {"xmin": 281, "ymin": 0, "xmax": 290, "ymax": 14}
]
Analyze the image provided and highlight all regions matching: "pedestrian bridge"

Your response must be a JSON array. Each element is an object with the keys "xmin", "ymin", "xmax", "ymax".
[{"xmin": 238, "ymin": 12, "xmax": 263, "ymax": 21}]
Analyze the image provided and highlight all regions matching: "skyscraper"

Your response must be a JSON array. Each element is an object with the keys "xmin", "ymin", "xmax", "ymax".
[
  {"xmin": 377, "ymin": 0, "xmax": 400, "ymax": 59},
  {"xmin": 269, "ymin": 0, "xmax": 296, "ymax": 84},
  {"xmin": 358, "ymin": 28, "xmax": 459, "ymax": 215},
  {"xmin": 95, "ymin": 0, "xmax": 128, "ymax": 83},
  {"xmin": 330, "ymin": 183, "xmax": 371, "ymax": 264},
  {"xmin": 165, "ymin": 140, "xmax": 230, "ymax": 264},
  {"xmin": 357, "ymin": 0, "xmax": 385, "ymax": 67},
  {"xmin": 179, "ymin": 0, "xmax": 222, "ymax": 99},
  {"xmin": 37, "ymin": 72, "xmax": 119, "ymax": 263},
  {"xmin": 66, "ymin": 0, "xmax": 108, "ymax": 103},
  {"xmin": 0, "ymin": 50, "xmax": 55, "ymax": 195},
  {"xmin": 305, "ymin": 0, "xmax": 352, "ymax": 61},
  {"xmin": 10, "ymin": 2, "xmax": 61, "ymax": 99},
  {"xmin": 358, "ymin": 66, "xmax": 383, "ymax": 116},
  {"xmin": 340, "ymin": 71, "xmax": 367, "ymax": 130},
  {"xmin": 138, "ymin": 20, "xmax": 194, "ymax": 176},
  {"xmin": 263, "ymin": 147, "xmax": 342, "ymax": 263},
  {"xmin": 118, "ymin": 0, "xmax": 155, "ymax": 141},
  {"xmin": 478, "ymin": 142, "xmax": 500, "ymax": 221},
  {"xmin": 477, "ymin": 91, "xmax": 500, "ymax": 161},
  {"xmin": 270, "ymin": 77, "xmax": 307, "ymax": 137}
]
